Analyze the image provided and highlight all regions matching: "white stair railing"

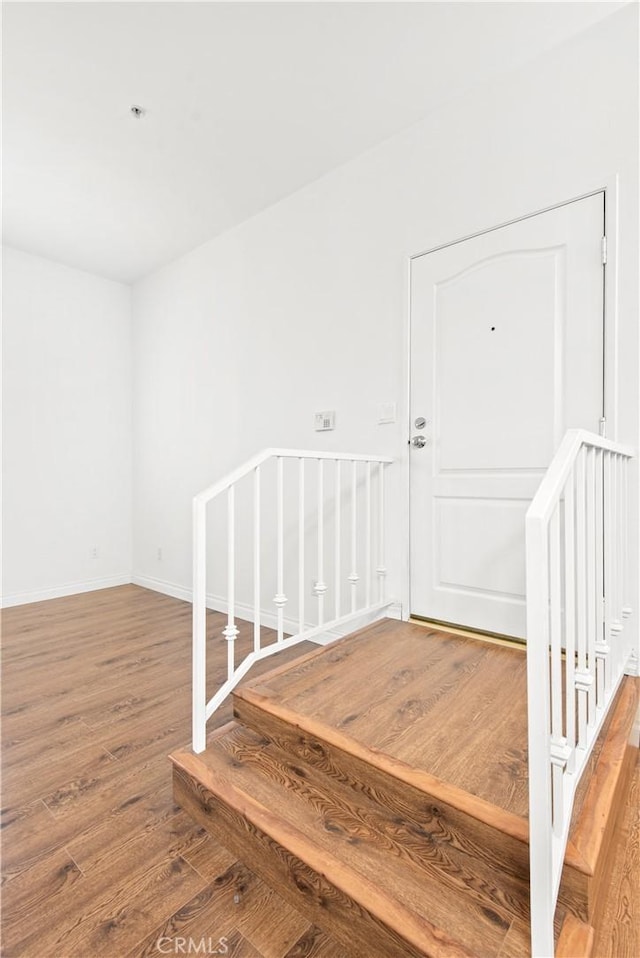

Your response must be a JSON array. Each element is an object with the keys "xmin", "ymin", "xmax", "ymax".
[
  {"xmin": 526, "ymin": 429, "xmax": 635, "ymax": 957},
  {"xmin": 192, "ymin": 449, "xmax": 394, "ymax": 753}
]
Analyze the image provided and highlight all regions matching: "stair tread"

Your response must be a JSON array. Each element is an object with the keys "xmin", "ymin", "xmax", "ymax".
[
  {"xmin": 172, "ymin": 721, "xmax": 531, "ymax": 958},
  {"xmin": 237, "ymin": 619, "xmax": 531, "ymax": 818}
]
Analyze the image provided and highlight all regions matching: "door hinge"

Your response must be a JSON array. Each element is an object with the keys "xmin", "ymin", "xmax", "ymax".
[
  {"xmin": 599, "ymin": 416, "xmax": 607, "ymax": 437},
  {"xmin": 601, "ymin": 235, "xmax": 607, "ymax": 265}
]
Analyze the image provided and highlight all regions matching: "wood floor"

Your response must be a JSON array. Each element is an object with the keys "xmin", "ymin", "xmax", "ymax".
[
  {"xmin": 1, "ymin": 585, "xmax": 638, "ymax": 957},
  {"xmin": 1, "ymin": 585, "xmax": 347, "ymax": 957}
]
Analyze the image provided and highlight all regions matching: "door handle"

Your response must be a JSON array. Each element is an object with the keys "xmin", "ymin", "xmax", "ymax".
[{"xmin": 411, "ymin": 435, "xmax": 429, "ymax": 448}]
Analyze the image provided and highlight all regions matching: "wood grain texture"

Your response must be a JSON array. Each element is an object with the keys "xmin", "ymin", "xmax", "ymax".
[
  {"xmin": 173, "ymin": 758, "xmax": 476, "ymax": 958},
  {"xmin": 238, "ymin": 619, "xmax": 531, "ymax": 817},
  {"xmin": 235, "ymin": 619, "xmax": 637, "ymax": 928},
  {"xmin": 555, "ymin": 914, "xmax": 594, "ymax": 958},
  {"xmin": 173, "ymin": 720, "xmax": 534, "ymax": 955},
  {"xmin": 558, "ymin": 677, "xmax": 639, "ymax": 924},
  {"xmin": 591, "ymin": 753, "xmax": 640, "ymax": 958},
  {"xmin": 1, "ymin": 585, "xmax": 344, "ymax": 958},
  {"xmin": 3, "ymin": 588, "xmax": 637, "ymax": 958}
]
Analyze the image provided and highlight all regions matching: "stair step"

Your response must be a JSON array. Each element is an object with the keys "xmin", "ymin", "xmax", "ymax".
[
  {"xmin": 173, "ymin": 620, "xmax": 638, "ymax": 957},
  {"xmin": 561, "ymin": 674, "xmax": 639, "ymax": 927},
  {"xmin": 233, "ymin": 620, "xmax": 639, "ymax": 928},
  {"xmin": 233, "ymin": 620, "xmax": 533, "ymax": 888},
  {"xmin": 171, "ymin": 721, "xmax": 532, "ymax": 958}
]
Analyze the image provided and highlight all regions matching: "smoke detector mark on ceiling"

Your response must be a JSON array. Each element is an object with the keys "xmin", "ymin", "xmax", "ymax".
[{"xmin": 130, "ymin": 105, "xmax": 147, "ymax": 119}]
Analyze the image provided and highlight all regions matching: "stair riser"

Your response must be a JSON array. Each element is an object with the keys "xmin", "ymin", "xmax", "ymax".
[
  {"xmin": 558, "ymin": 678, "xmax": 639, "ymax": 924},
  {"xmin": 234, "ymin": 693, "xmax": 532, "ymax": 887},
  {"xmin": 174, "ymin": 765, "xmax": 433, "ymax": 958},
  {"xmin": 559, "ymin": 741, "xmax": 638, "ymax": 925}
]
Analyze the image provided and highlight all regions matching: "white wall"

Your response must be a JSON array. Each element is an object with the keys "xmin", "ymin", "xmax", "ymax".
[
  {"xmin": 132, "ymin": 8, "xmax": 638, "ymax": 626},
  {"xmin": 2, "ymin": 247, "xmax": 132, "ymax": 604}
]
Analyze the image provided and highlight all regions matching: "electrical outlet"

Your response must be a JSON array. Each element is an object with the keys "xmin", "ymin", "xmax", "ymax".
[
  {"xmin": 91, "ymin": 546, "xmax": 98, "ymax": 559},
  {"xmin": 157, "ymin": 547, "xmax": 163, "ymax": 561}
]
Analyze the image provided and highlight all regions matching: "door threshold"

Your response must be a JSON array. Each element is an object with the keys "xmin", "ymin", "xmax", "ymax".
[{"xmin": 409, "ymin": 616, "xmax": 527, "ymax": 652}]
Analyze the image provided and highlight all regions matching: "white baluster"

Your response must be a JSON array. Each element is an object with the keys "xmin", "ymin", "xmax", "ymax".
[
  {"xmin": 377, "ymin": 463, "xmax": 387, "ymax": 602},
  {"xmin": 605, "ymin": 452, "xmax": 622, "ymax": 680},
  {"xmin": 526, "ymin": 509, "xmax": 556, "ymax": 958},
  {"xmin": 192, "ymin": 498, "xmax": 207, "ymax": 754},
  {"xmin": 610, "ymin": 454, "xmax": 623, "ymax": 651},
  {"xmin": 550, "ymin": 507, "xmax": 562, "ymax": 743},
  {"xmin": 314, "ymin": 458, "xmax": 327, "ymax": 625},
  {"xmin": 616, "ymin": 453, "xmax": 625, "ymax": 670},
  {"xmin": 223, "ymin": 486, "xmax": 239, "ymax": 680},
  {"xmin": 253, "ymin": 466, "xmax": 261, "ymax": 655},
  {"xmin": 594, "ymin": 448, "xmax": 609, "ymax": 698},
  {"xmin": 551, "ymin": 739, "xmax": 572, "ymax": 837},
  {"xmin": 274, "ymin": 456, "xmax": 287, "ymax": 642},
  {"xmin": 549, "ymin": 505, "xmax": 567, "ymax": 828},
  {"xmin": 616, "ymin": 454, "xmax": 625, "ymax": 635},
  {"xmin": 349, "ymin": 460, "xmax": 359, "ymax": 611},
  {"xmin": 365, "ymin": 461, "xmax": 372, "ymax": 607},
  {"xmin": 586, "ymin": 446, "xmax": 597, "ymax": 724},
  {"xmin": 611, "ymin": 453, "xmax": 627, "ymax": 677},
  {"xmin": 622, "ymin": 456, "xmax": 632, "ymax": 621},
  {"xmin": 334, "ymin": 460, "xmax": 341, "ymax": 620},
  {"xmin": 603, "ymin": 451, "xmax": 613, "ymax": 662},
  {"xmin": 564, "ymin": 471, "xmax": 576, "ymax": 768},
  {"xmin": 298, "ymin": 458, "xmax": 305, "ymax": 634},
  {"xmin": 575, "ymin": 446, "xmax": 591, "ymax": 747}
]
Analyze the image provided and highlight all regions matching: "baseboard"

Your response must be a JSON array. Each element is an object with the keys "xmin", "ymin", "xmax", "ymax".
[
  {"xmin": 0, "ymin": 574, "xmax": 132, "ymax": 609},
  {"xmin": 132, "ymin": 574, "xmax": 192, "ymax": 604},
  {"xmin": 132, "ymin": 574, "xmax": 401, "ymax": 644}
]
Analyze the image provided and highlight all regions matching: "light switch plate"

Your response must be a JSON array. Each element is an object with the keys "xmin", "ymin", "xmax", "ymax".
[{"xmin": 377, "ymin": 402, "xmax": 397, "ymax": 424}]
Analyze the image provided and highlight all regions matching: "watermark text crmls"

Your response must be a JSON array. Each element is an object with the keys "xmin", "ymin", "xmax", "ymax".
[{"xmin": 156, "ymin": 937, "xmax": 229, "ymax": 955}]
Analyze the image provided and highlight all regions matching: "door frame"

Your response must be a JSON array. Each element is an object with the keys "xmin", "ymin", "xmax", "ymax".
[{"xmin": 401, "ymin": 176, "xmax": 620, "ymax": 622}]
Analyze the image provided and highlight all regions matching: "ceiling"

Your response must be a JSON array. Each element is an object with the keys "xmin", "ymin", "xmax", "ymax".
[{"xmin": 2, "ymin": 2, "xmax": 627, "ymax": 284}]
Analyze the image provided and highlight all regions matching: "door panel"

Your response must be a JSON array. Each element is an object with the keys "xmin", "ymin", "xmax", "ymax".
[{"xmin": 410, "ymin": 193, "xmax": 604, "ymax": 638}]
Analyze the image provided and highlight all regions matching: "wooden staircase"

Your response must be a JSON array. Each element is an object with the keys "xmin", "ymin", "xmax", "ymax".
[{"xmin": 170, "ymin": 619, "xmax": 639, "ymax": 957}]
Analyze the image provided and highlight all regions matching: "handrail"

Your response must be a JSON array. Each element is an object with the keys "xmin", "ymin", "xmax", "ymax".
[
  {"xmin": 527, "ymin": 429, "xmax": 634, "ymax": 523},
  {"xmin": 195, "ymin": 448, "xmax": 394, "ymax": 505},
  {"xmin": 526, "ymin": 429, "xmax": 635, "ymax": 957},
  {"xmin": 193, "ymin": 448, "xmax": 395, "ymax": 754}
]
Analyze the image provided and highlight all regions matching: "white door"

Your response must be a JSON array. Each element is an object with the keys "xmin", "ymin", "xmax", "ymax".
[{"xmin": 409, "ymin": 193, "xmax": 605, "ymax": 638}]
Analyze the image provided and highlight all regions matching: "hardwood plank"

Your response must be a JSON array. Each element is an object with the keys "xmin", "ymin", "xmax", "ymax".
[
  {"xmin": 180, "ymin": 836, "xmax": 237, "ymax": 882},
  {"xmin": 555, "ymin": 914, "xmax": 594, "ymax": 958},
  {"xmin": 65, "ymin": 782, "xmax": 177, "ymax": 873},
  {"xmin": 3, "ymin": 812, "xmax": 208, "ymax": 956},
  {"xmin": 237, "ymin": 619, "xmax": 531, "ymax": 818},
  {"xmin": 173, "ymin": 762, "xmax": 472, "ymax": 958},
  {"xmin": 234, "ymin": 686, "xmax": 532, "ymax": 882},
  {"xmin": 215, "ymin": 721, "xmax": 531, "ymax": 923},
  {"xmin": 1, "ymin": 846, "xmax": 83, "ymax": 935},
  {"xmin": 1, "ymin": 586, "xmax": 340, "ymax": 958},
  {"xmin": 284, "ymin": 925, "xmax": 349, "ymax": 958},
  {"xmin": 3, "ymin": 586, "xmax": 637, "ymax": 958},
  {"xmin": 2, "ymin": 741, "xmax": 119, "ymax": 807},
  {"xmin": 233, "ymin": 877, "xmax": 310, "ymax": 958},
  {"xmin": 558, "ymin": 678, "xmax": 640, "ymax": 923},
  {"xmin": 591, "ymin": 755, "xmax": 640, "ymax": 958},
  {"xmin": 124, "ymin": 861, "xmax": 256, "ymax": 958}
]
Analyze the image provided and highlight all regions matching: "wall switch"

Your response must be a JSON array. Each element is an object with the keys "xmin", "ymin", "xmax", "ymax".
[
  {"xmin": 377, "ymin": 402, "xmax": 397, "ymax": 424},
  {"xmin": 314, "ymin": 410, "xmax": 335, "ymax": 431}
]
